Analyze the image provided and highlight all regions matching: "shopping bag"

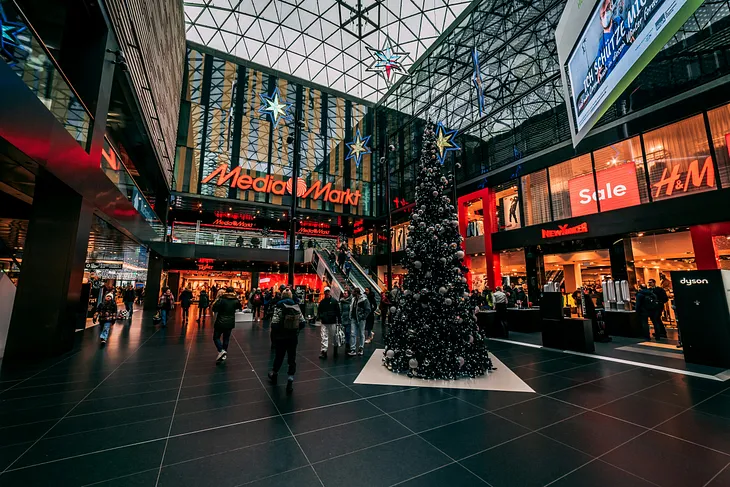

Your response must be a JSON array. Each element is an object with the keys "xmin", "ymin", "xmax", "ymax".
[
  {"xmin": 334, "ymin": 325, "xmax": 346, "ymax": 347},
  {"xmin": 152, "ymin": 311, "xmax": 161, "ymax": 324}
]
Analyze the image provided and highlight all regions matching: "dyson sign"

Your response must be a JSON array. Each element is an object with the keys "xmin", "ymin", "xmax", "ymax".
[
  {"xmin": 679, "ymin": 278, "xmax": 709, "ymax": 286},
  {"xmin": 568, "ymin": 164, "xmax": 642, "ymax": 217}
]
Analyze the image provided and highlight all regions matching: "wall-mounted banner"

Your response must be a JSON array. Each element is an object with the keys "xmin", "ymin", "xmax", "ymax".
[
  {"xmin": 556, "ymin": 0, "xmax": 704, "ymax": 146},
  {"xmin": 569, "ymin": 163, "xmax": 642, "ymax": 216},
  {"xmin": 201, "ymin": 165, "xmax": 361, "ymax": 206}
]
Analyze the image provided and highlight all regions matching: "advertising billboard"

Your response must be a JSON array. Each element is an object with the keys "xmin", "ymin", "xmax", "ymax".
[
  {"xmin": 556, "ymin": 0, "xmax": 704, "ymax": 146},
  {"xmin": 568, "ymin": 163, "xmax": 642, "ymax": 216}
]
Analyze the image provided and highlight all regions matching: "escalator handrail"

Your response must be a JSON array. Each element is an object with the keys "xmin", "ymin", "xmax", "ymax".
[
  {"xmin": 348, "ymin": 255, "xmax": 381, "ymax": 293},
  {"xmin": 319, "ymin": 248, "xmax": 368, "ymax": 294},
  {"xmin": 311, "ymin": 249, "xmax": 346, "ymax": 296}
]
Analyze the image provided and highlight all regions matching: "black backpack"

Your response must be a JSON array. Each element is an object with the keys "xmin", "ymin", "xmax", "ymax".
[
  {"xmin": 643, "ymin": 292, "xmax": 659, "ymax": 312},
  {"xmin": 281, "ymin": 303, "xmax": 301, "ymax": 330}
]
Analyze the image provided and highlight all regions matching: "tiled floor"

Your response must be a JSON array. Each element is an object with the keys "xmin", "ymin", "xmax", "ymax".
[{"xmin": 1, "ymin": 307, "xmax": 729, "ymax": 487}]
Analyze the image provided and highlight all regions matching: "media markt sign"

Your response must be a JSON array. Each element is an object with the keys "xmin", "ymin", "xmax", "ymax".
[{"xmin": 201, "ymin": 165, "xmax": 361, "ymax": 206}]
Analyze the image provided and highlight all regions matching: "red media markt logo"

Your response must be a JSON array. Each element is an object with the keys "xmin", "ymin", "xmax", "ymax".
[{"xmin": 285, "ymin": 177, "xmax": 307, "ymax": 197}]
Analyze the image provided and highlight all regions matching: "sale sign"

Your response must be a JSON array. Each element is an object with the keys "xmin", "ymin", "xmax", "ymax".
[{"xmin": 568, "ymin": 163, "xmax": 642, "ymax": 217}]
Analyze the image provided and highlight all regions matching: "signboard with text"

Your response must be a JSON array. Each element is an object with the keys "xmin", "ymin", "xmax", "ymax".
[{"xmin": 568, "ymin": 163, "xmax": 642, "ymax": 216}]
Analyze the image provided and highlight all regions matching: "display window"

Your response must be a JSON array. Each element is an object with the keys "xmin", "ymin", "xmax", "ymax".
[
  {"xmin": 391, "ymin": 222, "xmax": 410, "ymax": 253},
  {"xmin": 591, "ymin": 137, "xmax": 649, "ymax": 209},
  {"xmin": 500, "ymin": 250, "xmax": 527, "ymax": 284},
  {"xmin": 521, "ymin": 170, "xmax": 551, "ymax": 226},
  {"xmin": 644, "ymin": 115, "xmax": 714, "ymax": 201},
  {"xmin": 706, "ymin": 103, "xmax": 730, "ymax": 189},
  {"xmin": 464, "ymin": 199, "xmax": 485, "ymax": 237},
  {"xmin": 549, "ymin": 153, "xmax": 595, "ymax": 220},
  {"xmin": 631, "ymin": 231, "xmax": 698, "ymax": 286},
  {"xmin": 494, "ymin": 180, "xmax": 521, "ymax": 231}
]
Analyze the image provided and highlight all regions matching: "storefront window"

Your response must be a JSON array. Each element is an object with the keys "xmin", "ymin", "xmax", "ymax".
[
  {"xmin": 465, "ymin": 199, "xmax": 485, "ymax": 237},
  {"xmin": 521, "ymin": 170, "xmax": 550, "ymax": 226},
  {"xmin": 643, "ymin": 115, "xmax": 714, "ymax": 201},
  {"xmin": 592, "ymin": 138, "xmax": 649, "ymax": 210},
  {"xmin": 494, "ymin": 180, "xmax": 521, "ymax": 231},
  {"xmin": 549, "ymin": 154, "xmax": 594, "ymax": 220},
  {"xmin": 706, "ymin": 103, "xmax": 730, "ymax": 189},
  {"xmin": 500, "ymin": 250, "xmax": 527, "ymax": 285}
]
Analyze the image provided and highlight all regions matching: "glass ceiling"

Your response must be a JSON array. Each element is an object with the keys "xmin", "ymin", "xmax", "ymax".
[{"xmin": 183, "ymin": 0, "xmax": 473, "ymax": 103}]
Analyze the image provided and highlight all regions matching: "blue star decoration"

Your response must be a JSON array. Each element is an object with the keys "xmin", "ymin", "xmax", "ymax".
[
  {"xmin": 472, "ymin": 47, "xmax": 485, "ymax": 116},
  {"xmin": 434, "ymin": 122, "xmax": 460, "ymax": 165},
  {"xmin": 0, "ymin": 3, "xmax": 26, "ymax": 65},
  {"xmin": 258, "ymin": 87, "xmax": 292, "ymax": 126},
  {"xmin": 345, "ymin": 129, "xmax": 372, "ymax": 168},
  {"xmin": 366, "ymin": 38, "xmax": 408, "ymax": 85}
]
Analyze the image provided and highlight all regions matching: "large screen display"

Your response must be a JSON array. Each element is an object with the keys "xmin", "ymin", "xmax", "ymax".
[{"xmin": 557, "ymin": 0, "xmax": 703, "ymax": 146}]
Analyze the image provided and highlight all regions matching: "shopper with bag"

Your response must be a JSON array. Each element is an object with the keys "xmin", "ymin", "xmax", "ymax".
[
  {"xmin": 94, "ymin": 292, "xmax": 117, "ymax": 345},
  {"xmin": 268, "ymin": 289, "xmax": 306, "ymax": 393},
  {"xmin": 158, "ymin": 287, "xmax": 175, "ymax": 328},
  {"xmin": 211, "ymin": 287, "xmax": 242, "ymax": 363},
  {"xmin": 179, "ymin": 287, "xmax": 194, "ymax": 324},
  {"xmin": 123, "ymin": 284, "xmax": 136, "ymax": 319},
  {"xmin": 317, "ymin": 287, "xmax": 342, "ymax": 359},
  {"xmin": 197, "ymin": 288, "xmax": 210, "ymax": 322},
  {"xmin": 349, "ymin": 287, "xmax": 371, "ymax": 356},
  {"xmin": 636, "ymin": 284, "xmax": 662, "ymax": 340}
]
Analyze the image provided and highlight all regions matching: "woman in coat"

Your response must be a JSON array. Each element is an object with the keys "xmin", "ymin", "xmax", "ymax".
[
  {"xmin": 180, "ymin": 287, "xmax": 194, "ymax": 324},
  {"xmin": 198, "ymin": 288, "xmax": 210, "ymax": 322}
]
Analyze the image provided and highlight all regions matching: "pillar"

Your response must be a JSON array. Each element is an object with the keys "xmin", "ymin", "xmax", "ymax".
[
  {"xmin": 5, "ymin": 169, "xmax": 92, "ymax": 361},
  {"xmin": 610, "ymin": 238, "xmax": 637, "ymax": 290},
  {"xmin": 144, "ymin": 252, "xmax": 163, "ymax": 311},
  {"xmin": 525, "ymin": 246, "xmax": 545, "ymax": 304},
  {"xmin": 690, "ymin": 225, "xmax": 720, "ymax": 270},
  {"xmin": 563, "ymin": 263, "xmax": 582, "ymax": 293},
  {"xmin": 457, "ymin": 188, "xmax": 501, "ymax": 290}
]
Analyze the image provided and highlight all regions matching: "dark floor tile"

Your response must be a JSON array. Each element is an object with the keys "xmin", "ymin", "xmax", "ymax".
[
  {"xmin": 447, "ymin": 389, "xmax": 535, "ymax": 412},
  {"xmin": 549, "ymin": 382, "xmax": 628, "ymax": 409},
  {"xmin": 523, "ymin": 374, "xmax": 583, "ymax": 395},
  {"xmin": 494, "ymin": 396, "xmax": 583, "ymax": 430},
  {"xmin": 91, "ymin": 377, "xmax": 182, "ymax": 396},
  {"xmin": 174, "ymin": 386, "xmax": 271, "ymax": 415},
  {"xmin": 181, "ymin": 369, "xmax": 256, "ymax": 388},
  {"xmin": 420, "ymin": 412, "xmax": 530, "ymax": 460},
  {"xmin": 0, "ymin": 439, "xmax": 165, "ymax": 487},
  {"xmin": 591, "ymin": 368, "xmax": 671, "ymax": 394},
  {"xmin": 398, "ymin": 462, "xmax": 489, "ymax": 486},
  {"xmin": 668, "ymin": 374, "xmax": 730, "ymax": 393},
  {"xmin": 556, "ymin": 362, "xmax": 634, "ymax": 382},
  {"xmin": 271, "ymin": 386, "xmax": 361, "ymax": 415},
  {"xmin": 284, "ymin": 398, "xmax": 381, "ymax": 435},
  {"xmin": 595, "ymin": 394, "xmax": 686, "ymax": 428},
  {"xmin": 541, "ymin": 411, "xmax": 646, "ymax": 456},
  {"xmin": 157, "ymin": 437, "xmax": 307, "ymax": 487},
  {"xmin": 390, "ymin": 397, "xmax": 484, "ymax": 433},
  {"xmin": 0, "ymin": 419, "xmax": 56, "ymax": 448},
  {"xmin": 49, "ymin": 401, "xmax": 175, "ymax": 437},
  {"xmin": 634, "ymin": 380, "xmax": 716, "ymax": 408},
  {"xmin": 522, "ymin": 357, "xmax": 586, "ymax": 374},
  {"xmin": 170, "ymin": 399, "xmax": 279, "ymax": 435},
  {"xmin": 88, "ymin": 469, "xmax": 159, "ymax": 486},
  {"xmin": 706, "ymin": 463, "xmax": 730, "ymax": 486},
  {"xmin": 657, "ymin": 410, "xmax": 730, "ymax": 455},
  {"xmin": 164, "ymin": 416, "xmax": 291, "ymax": 465},
  {"xmin": 695, "ymin": 393, "xmax": 730, "ymax": 420},
  {"xmin": 367, "ymin": 387, "xmax": 451, "ymax": 413},
  {"xmin": 550, "ymin": 459, "xmax": 658, "ymax": 487},
  {"xmin": 460, "ymin": 432, "xmax": 592, "ymax": 487},
  {"xmin": 603, "ymin": 430, "xmax": 730, "ymax": 487},
  {"xmin": 510, "ymin": 366, "xmax": 550, "ymax": 380},
  {"xmin": 347, "ymin": 382, "xmax": 413, "ymax": 397},
  {"xmin": 313, "ymin": 435, "xmax": 451, "ymax": 487},
  {"xmin": 0, "ymin": 381, "xmax": 94, "ymax": 401},
  {"xmin": 73, "ymin": 389, "xmax": 180, "ymax": 414},
  {"xmin": 297, "ymin": 414, "xmax": 410, "ymax": 463},
  {"xmin": 14, "ymin": 417, "xmax": 171, "ymax": 468},
  {"xmin": 0, "ymin": 388, "xmax": 90, "ymax": 414},
  {"xmin": 0, "ymin": 401, "xmax": 76, "ymax": 428},
  {"xmin": 178, "ymin": 377, "xmax": 262, "ymax": 399},
  {"xmin": 241, "ymin": 466, "xmax": 322, "ymax": 487},
  {"xmin": 0, "ymin": 441, "xmax": 31, "ymax": 471}
]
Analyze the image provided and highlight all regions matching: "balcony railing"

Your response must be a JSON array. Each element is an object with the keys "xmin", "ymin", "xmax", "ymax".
[{"xmin": 0, "ymin": 1, "xmax": 93, "ymax": 150}]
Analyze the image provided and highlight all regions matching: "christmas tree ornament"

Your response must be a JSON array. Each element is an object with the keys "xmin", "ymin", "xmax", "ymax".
[
  {"xmin": 258, "ymin": 87, "xmax": 293, "ymax": 126},
  {"xmin": 439, "ymin": 287, "xmax": 447, "ymax": 295},
  {"xmin": 456, "ymin": 250, "xmax": 465, "ymax": 259},
  {"xmin": 386, "ymin": 349, "xmax": 395, "ymax": 359},
  {"xmin": 409, "ymin": 359, "xmax": 419, "ymax": 369},
  {"xmin": 345, "ymin": 129, "xmax": 372, "ymax": 168}
]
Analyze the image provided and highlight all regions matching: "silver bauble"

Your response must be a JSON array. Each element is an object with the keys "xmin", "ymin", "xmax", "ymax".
[
  {"xmin": 457, "ymin": 357, "xmax": 465, "ymax": 367},
  {"xmin": 414, "ymin": 261, "xmax": 422, "ymax": 269},
  {"xmin": 390, "ymin": 306, "xmax": 397, "ymax": 314},
  {"xmin": 386, "ymin": 349, "xmax": 395, "ymax": 358},
  {"xmin": 409, "ymin": 358, "xmax": 419, "ymax": 369},
  {"xmin": 438, "ymin": 287, "xmax": 447, "ymax": 295},
  {"xmin": 455, "ymin": 250, "xmax": 465, "ymax": 259},
  {"xmin": 444, "ymin": 298, "xmax": 453, "ymax": 305}
]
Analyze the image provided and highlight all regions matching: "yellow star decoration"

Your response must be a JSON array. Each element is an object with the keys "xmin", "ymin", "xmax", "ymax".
[
  {"xmin": 436, "ymin": 127, "xmax": 455, "ymax": 159},
  {"xmin": 265, "ymin": 93, "xmax": 288, "ymax": 122},
  {"xmin": 350, "ymin": 135, "xmax": 366, "ymax": 159}
]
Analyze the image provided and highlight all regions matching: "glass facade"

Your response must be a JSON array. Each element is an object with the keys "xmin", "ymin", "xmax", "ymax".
[{"xmin": 174, "ymin": 47, "xmax": 377, "ymax": 217}]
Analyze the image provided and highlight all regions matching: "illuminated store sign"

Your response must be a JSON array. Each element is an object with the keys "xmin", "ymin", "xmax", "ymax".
[
  {"xmin": 196, "ymin": 258, "xmax": 214, "ymax": 271},
  {"xmin": 557, "ymin": 0, "xmax": 703, "ymax": 145},
  {"xmin": 298, "ymin": 221, "xmax": 333, "ymax": 236},
  {"xmin": 85, "ymin": 262, "xmax": 123, "ymax": 270},
  {"xmin": 542, "ymin": 222, "xmax": 589, "ymax": 238},
  {"xmin": 201, "ymin": 165, "xmax": 361, "ymax": 206},
  {"xmin": 679, "ymin": 278, "xmax": 709, "ymax": 286},
  {"xmin": 652, "ymin": 157, "xmax": 715, "ymax": 199},
  {"xmin": 569, "ymin": 163, "xmax": 641, "ymax": 216}
]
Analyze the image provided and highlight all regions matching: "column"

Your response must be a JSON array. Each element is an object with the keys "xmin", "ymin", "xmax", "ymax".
[
  {"xmin": 144, "ymin": 252, "xmax": 163, "ymax": 311},
  {"xmin": 563, "ymin": 263, "xmax": 582, "ymax": 293},
  {"xmin": 5, "ymin": 169, "xmax": 92, "ymax": 361},
  {"xmin": 690, "ymin": 225, "xmax": 720, "ymax": 270},
  {"xmin": 525, "ymin": 246, "xmax": 545, "ymax": 303},
  {"xmin": 610, "ymin": 238, "xmax": 637, "ymax": 290}
]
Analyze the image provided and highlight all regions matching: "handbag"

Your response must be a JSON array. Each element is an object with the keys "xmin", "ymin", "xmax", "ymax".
[{"xmin": 334, "ymin": 324, "xmax": 346, "ymax": 347}]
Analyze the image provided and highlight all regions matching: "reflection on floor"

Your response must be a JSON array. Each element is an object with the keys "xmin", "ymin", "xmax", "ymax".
[{"xmin": 1, "ymin": 306, "xmax": 729, "ymax": 486}]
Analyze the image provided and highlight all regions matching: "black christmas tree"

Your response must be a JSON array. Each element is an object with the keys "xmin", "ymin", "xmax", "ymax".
[{"xmin": 383, "ymin": 121, "xmax": 493, "ymax": 380}]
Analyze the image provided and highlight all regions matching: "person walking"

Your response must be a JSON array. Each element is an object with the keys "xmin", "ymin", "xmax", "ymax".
[
  {"xmin": 197, "ymin": 288, "xmax": 210, "ymax": 322},
  {"xmin": 364, "ymin": 287, "xmax": 378, "ymax": 344},
  {"xmin": 250, "ymin": 288, "xmax": 264, "ymax": 320},
  {"xmin": 135, "ymin": 286, "xmax": 144, "ymax": 304},
  {"xmin": 318, "ymin": 287, "xmax": 341, "ymax": 359},
  {"xmin": 94, "ymin": 292, "xmax": 117, "ymax": 345},
  {"xmin": 636, "ymin": 284, "xmax": 661, "ymax": 340},
  {"xmin": 648, "ymin": 279, "xmax": 669, "ymax": 340},
  {"xmin": 211, "ymin": 287, "xmax": 242, "ymax": 363},
  {"xmin": 99, "ymin": 279, "xmax": 116, "ymax": 304},
  {"xmin": 123, "ymin": 284, "xmax": 136, "ymax": 319},
  {"xmin": 339, "ymin": 290, "xmax": 352, "ymax": 354},
  {"xmin": 158, "ymin": 287, "xmax": 175, "ymax": 327},
  {"xmin": 268, "ymin": 290, "xmax": 306, "ymax": 393},
  {"xmin": 493, "ymin": 286, "xmax": 508, "ymax": 334},
  {"xmin": 349, "ymin": 287, "xmax": 370, "ymax": 356},
  {"xmin": 180, "ymin": 286, "xmax": 194, "ymax": 324}
]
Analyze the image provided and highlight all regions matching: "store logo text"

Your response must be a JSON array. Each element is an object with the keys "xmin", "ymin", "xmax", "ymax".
[{"xmin": 542, "ymin": 222, "xmax": 589, "ymax": 238}]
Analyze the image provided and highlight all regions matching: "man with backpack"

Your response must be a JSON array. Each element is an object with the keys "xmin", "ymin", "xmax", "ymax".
[
  {"xmin": 636, "ymin": 283, "xmax": 664, "ymax": 341},
  {"xmin": 648, "ymin": 279, "xmax": 669, "ymax": 340},
  {"xmin": 268, "ymin": 289, "xmax": 306, "ymax": 393},
  {"xmin": 250, "ymin": 288, "xmax": 263, "ymax": 320},
  {"xmin": 317, "ymin": 287, "xmax": 342, "ymax": 359},
  {"xmin": 211, "ymin": 287, "xmax": 242, "ymax": 363}
]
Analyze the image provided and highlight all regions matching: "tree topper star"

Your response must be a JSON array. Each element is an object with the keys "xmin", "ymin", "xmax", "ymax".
[
  {"xmin": 346, "ymin": 129, "xmax": 372, "ymax": 168},
  {"xmin": 434, "ymin": 122, "xmax": 460, "ymax": 165},
  {"xmin": 258, "ymin": 87, "xmax": 292, "ymax": 125},
  {"xmin": 366, "ymin": 38, "xmax": 409, "ymax": 85}
]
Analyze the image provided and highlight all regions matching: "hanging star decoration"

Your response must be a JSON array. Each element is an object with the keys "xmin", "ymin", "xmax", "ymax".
[
  {"xmin": 258, "ymin": 87, "xmax": 292, "ymax": 126},
  {"xmin": 434, "ymin": 122, "xmax": 460, "ymax": 165},
  {"xmin": 345, "ymin": 129, "xmax": 372, "ymax": 168},
  {"xmin": 472, "ymin": 47, "xmax": 485, "ymax": 116},
  {"xmin": 0, "ymin": 4, "xmax": 26, "ymax": 65},
  {"xmin": 366, "ymin": 38, "xmax": 408, "ymax": 85}
]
